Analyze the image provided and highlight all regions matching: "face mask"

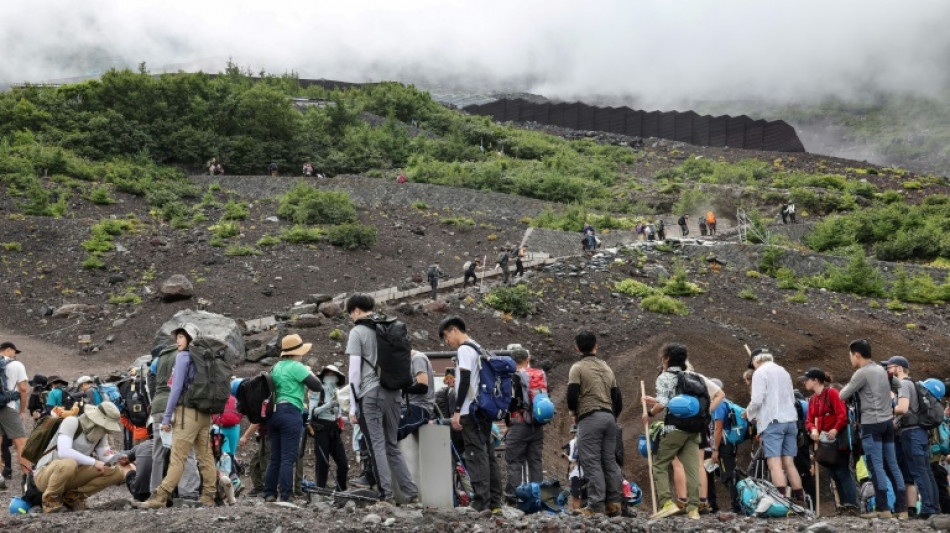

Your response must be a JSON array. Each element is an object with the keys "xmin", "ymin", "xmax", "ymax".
[{"xmin": 323, "ymin": 375, "xmax": 338, "ymax": 386}]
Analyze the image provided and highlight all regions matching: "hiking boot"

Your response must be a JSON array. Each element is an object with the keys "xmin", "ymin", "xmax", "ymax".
[
  {"xmin": 62, "ymin": 491, "xmax": 88, "ymax": 511},
  {"xmin": 404, "ymin": 496, "xmax": 421, "ymax": 506},
  {"xmin": 687, "ymin": 508, "xmax": 701, "ymax": 520},
  {"xmin": 698, "ymin": 501, "xmax": 710, "ymax": 514},
  {"xmin": 606, "ymin": 502, "xmax": 623, "ymax": 517},
  {"xmin": 133, "ymin": 487, "xmax": 171, "ymax": 509},
  {"xmin": 264, "ymin": 496, "xmax": 277, "ymax": 503},
  {"xmin": 894, "ymin": 511, "xmax": 908, "ymax": 520},
  {"xmin": 42, "ymin": 493, "xmax": 67, "ymax": 513},
  {"xmin": 860, "ymin": 510, "xmax": 879, "ymax": 519},
  {"xmin": 198, "ymin": 493, "xmax": 217, "ymax": 508},
  {"xmin": 575, "ymin": 506, "xmax": 603, "ymax": 517},
  {"xmin": 349, "ymin": 476, "xmax": 373, "ymax": 490},
  {"xmin": 651, "ymin": 500, "xmax": 685, "ymax": 519},
  {"xmin": 877, "ymin": 510, "xmax": 893, "ymax": 519}
]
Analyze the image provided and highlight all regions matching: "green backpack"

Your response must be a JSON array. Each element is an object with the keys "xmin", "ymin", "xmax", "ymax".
[{"xmin": 182, "ymin": 336, "xmax": 233, "ymax": 414}]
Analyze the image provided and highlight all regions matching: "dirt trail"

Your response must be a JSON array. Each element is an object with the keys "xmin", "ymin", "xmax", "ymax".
[{"xmin": 0, "ymin": 328, "xmax": 120, "ymax": 379}]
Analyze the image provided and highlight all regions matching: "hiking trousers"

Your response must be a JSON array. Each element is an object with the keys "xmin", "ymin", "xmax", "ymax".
[
  {"xmin": 460, "ymin": 414, "xmax": 503, "ymax": 511},
  {"xmin": 313, "ymin": 420, "xmax": 348, "ymax": 490},
  {"xmin": 653, "ymin": 429, "xmax": 700, "ymax": 511},
  {"xmin": 158, "ymin": 406, "xmax": 217, "ymax": 501},
  {"xmin": 505, "ymin": 421, "xmax": 543, "ymax": 498},
  {"xmin": 359, "ymin": 386, "xmax": 418, "ymax": 500},
  {"xmin": 860, "ymin": 420, "xmax": 907, "ymax": 513},
  {"xmin": 150, "ymin": 421, "xmax": 200, "ymax": 497},
  {"xmin": 429, "ymin": 278, "xmax": 439, "ymax": 300},
  {"xmin": 900, "ymin": 427, "xmax": 940, "ymax": 515},
  {"xmin": 264, "ymin": 403, "xmax": 303, "ymax": 501},
  {"xmin": 35, "ymin": 459, "xmax": 124, "ymax": 497},
  {"xmin": 577, "ymin": 411, "xmax": 622, "ymax": 512}
]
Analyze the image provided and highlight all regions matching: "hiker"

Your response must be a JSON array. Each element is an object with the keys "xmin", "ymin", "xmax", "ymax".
[
  {"xmin": 514, "ymin": 246, "xmax": 528, "ymax": 278},
  {"xmin": 398, "ymin": 350, "xmax": 435, "ymax": 440},
  {"xmin": 788, "ymin": 203, "xmax": 797, "ymax": 223},
  {"xmin": 124, "ymin": 438, "xmax": 156, "ymax": 502},
  {"xmin": 839, "ymin": 339, "xmax": 908, "ymax": 519},
  {"xmin": 564, "ymin": 431, "xmax": 584, "ymax": 509},
  {"xmin": 645, "ymin": 222, "xmax": 656, "ymax": 241},
  {"xmin": 238, "ymin": 423, "xmax": 272, "ymax": 497},
  {"xmin": 211, "ymin": 392, "xmax": 242, "ymax": 479},
  {"xmin": 462, "ymin": 259, "xmax": 481, "ymax": 289},
  {"xmin": 268, "ymin": 161, "xmax": 278, "ymax": 177},
  {"xmin": 45, "ymin": 376, "xmax": 69, "ymax": 412},
  {"xmin": 568, "ymin": 331, "xmax": 623, "ymax": 517},
  {"xmin": 708, "ymin": 378, "xmax": 741, "ymax": 514},
  {"xmin": 678, "ymin": 214, "xmax": 689, "ymax": 236},
  {"xmin": 135, "ymin": 324, "xmax": 218, "ymax": 508},
  {"xmin": 346, "ymin": 294, "xmax": 420, "ymax": 504},
  {"xmin": 427, "ymin": 261, "xmax": 447, "ymax": 300},
  {"xmin": 28, "ymin": 375, "xmax": 49, "ymax": 419},
  {"xmin": 698, "ymin": 218, "xmax": 707, "ymax": 236},
  {"xmin": 643, "ymin": 343, "xmax": 724, "ymax": 519},
  {"xmin": 0, "ymin": 341, "xmax": 30, "ymax": 480},
  {"xmin": 800, "ymin": 367, "xmax": 859, "ymax": 511},
  {"xmin": 745, "ymin": 348, "xmax": 808, "ymax": 508},
  {"xmin": 33, "ymin": 402, "xmax": 131, "ymax": 512},
  {"xmin": 435, "ymin": 368, "xmax": 464, "ymax": 454},
  {"xmin": 505, "ymin": 345, "xmax": 547, "ymax": 504},
  {"xmin": 440, "ymin": 315, "xmax": 503, "ymax": 512},
  {"xmin": 657, "ymin": 219, "xmax": 667, "ymax": 241},
  {"xmin": 302, "ymin": 162, "xmax": 314, "ymax": 177},
  {"xmin": 309, "ymin": 365, "xmax": 348, "ymax": 490},
  {"xmin": 496, "ymin": 248, "xmax": 512, "ymax": 285},
  {"xmin": 76, "ymin": 376, "xmax": 102, "ymax": 406},
  {"xmin": 396, "ymin": 173, "xmax": 407, "ymax": 184},
  {"xmin": 145, "ymin": 342, "xmax": 201, "ymax": 502},
  {"xmin": 214, "ymin": 163, "xmax": 224, "ymax": 175},
  {"xmin": 582, "ymin": 224, "xmax": 596, "ymax": 255},
  {"xmin": 706, "ymin": 212, "xmax": 716, "ymax": 236},
  {"xmin": 883, "ymin": 356, "xmax": 940, "ymax": 518}
]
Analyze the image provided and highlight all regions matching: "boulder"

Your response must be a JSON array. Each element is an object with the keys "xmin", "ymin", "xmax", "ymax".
[
  {"xmin": 293, "ymin": 314, "xmax": 323, "ymax": 328},
  {"xmin": 159, "ymin": 274, "xmax": 194, "ymax": 302},
  {"xmin": 305, "ymin": 294, "xmax": 333, "ymax": 305},
  {"xmin": 317, "ymin": 301, "xmax": 342, "ymax": 318},
  {"xmin": 153, "ymin": 309, "xmax": 245, "ymax": 364},
  {"xmin": 244, "ymin": 316, "xmax": 277, "ymax": 334},
  {"xmin": 52, "ymin": 303, "xmax": 99, "ymax": 318},
  {"xmin": 290, "ymin": 303, "xmax": 317, "ymax": 315},
  {"xmin": 423, "ymin": 300, "xmax": 448, "ymax": 314}
]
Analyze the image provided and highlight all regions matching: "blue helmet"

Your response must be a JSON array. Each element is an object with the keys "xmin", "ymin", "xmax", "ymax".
[
  {"xmin": 921, "ymin": 378, "xmax": 946, "ymax": 400},
  {"xmin": 624, "ymin": 480, "xmax": 642, "ymax": 505},
  {"xmin": 9, "ymin": 496, "xmax": 30, "ymax": 514},
  {"xmin": 230, "ymin": 378, "xmax": 244, "ymax": 398},
  {"xmin": 532, "ymin": 393, "xmax": 555, "ymax": 424},
  {"xmin": 668, "ymin": 394, "xmax": 700, "ymax": 418}
]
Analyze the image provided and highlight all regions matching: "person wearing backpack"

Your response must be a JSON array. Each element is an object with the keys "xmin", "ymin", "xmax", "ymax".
[
  {"xmin": 883, "ymin": 356, "xmax": 941, "ymax": 518},
  {"xmin": 426, "ymin": 261, "xmax": 447, "ymax": 300},
  {"xmin": 76, "ymin": 376, "xmax": 102, "ymax": 406},
  {"xmin": 440, "ymin": 315, "xmax": 504, "ymax": 513},
  {"xmin": 504, "ymin": 345, "xmax": 547, "ymax": 504},
  {"xmin": 398, "ymin": 350, "xmax": 435, "ymax": 441},
  {"xmin": 677, "ymin": 214, "xmax": 689, "ymax": 236},
  {"xmin": 0, "ymin": 341, "xmax": 30, "ymax": 484},
  {"xmin": 708, "ymin": 378, "xmax": 742, "ymax": 514},
  {"xmin": 45, "ymin": 376, "xmax": 69, "ymax": 414},
  {"xmin": 308, "ymin": 365, "xmax": 348, "ymax": 490},
  {"xmin": 496, "ymin": 248, "xmax": 512, "ymax": 285},
  {"xmin": 643, "ymin": 343, "xmax": 724, "ymax": 519},
  {"xmin": 462, "ymin": 258, "xmax": 481, "ymax": 289},
  {"xmin": 800, "ymin": 367, "xmax": 859, "ymax": 512},
  {"xmin": 745, "ymin": 349, "xmax": 808, "ymax": 508},
  {"xmin": 345, "ymin": 294, "xmax": 420, "ymax": 504},
  {"xmin": 706, "ymin": 211, "xmax": 717, "ymax": 236},
  {"xmin": 212, "ymin": 393, "xmax": 242, "ymax": 478},
  {"xmin": 136, "ymin": 324, "xmax": 219, "ymax": 509},
  {"xmin": 839, "ymin": 339, "xmax": 908, "ymax": 519}
]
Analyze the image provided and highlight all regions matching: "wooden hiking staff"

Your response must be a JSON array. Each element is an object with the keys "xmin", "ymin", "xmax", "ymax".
[
  {"xmin": 641, "ymin": 380, "xmax": 658, "ymax": 515},
  {"xmin": 814, "ymin": 417, "xmax": 820, "ymax": 517}
]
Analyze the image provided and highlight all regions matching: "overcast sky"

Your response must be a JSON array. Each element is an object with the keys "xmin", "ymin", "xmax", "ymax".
[{"xmin": 3, "ymin": 0, "xmax": 948, "ymax": 107}]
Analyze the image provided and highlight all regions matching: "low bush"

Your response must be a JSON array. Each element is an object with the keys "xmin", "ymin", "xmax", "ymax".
[
  {"xmin": 109, "ymin": 292, "xmax": 142, "ymax": 305},
  {"xmin": 257, "ymin": 235, "xmax": 281, "ymax": 247},
  {"xmin": 1, "ymin": 242, "xmax": 22, "ymax": 251},
  {"xmin": 222, "ymin": 200, "xmax": 250, "ymax": 221},
  {"xmin": 326, "ymin": 223, "xmax": 377, "ymax": 250},
  {"xmin": 886, "ymin": 299, "xmax": 907, "ymax": 311},
  {"xmin": 640, "ymin": 294, "xmax": 688, "ymax": 315},
  {"xmin": 82, "ymin": 256, "xmax": 105, "ymax": 269},
  {"xmin": 225, "ymin": 244, "xmax": 262, "ymax": 256},
  {"xmin": 811, "ymin": 251, "xmax": 887, "ymax": 297},
  {"xmin": 87, "ymin": 186, "xmax": 116, "ymax": 205},
  {"xmin": 786, "ymin": 290, "xmax": 809, "ymax": 304},
  {"xmin": 210, "ymin": 221, "xmax": 240, "ymax": 239},
  {"xmin": 483, "ymin": 285, "xmax": 536, "ymax": 317},
  {"xmin": 329, "ymin": 328, "xmax": 345, "ymax": 341},
  {"xmin": 660, "ymin": 267, "xmax": 705, "ymax": 296},
  {"xmin": 890, "ymin": 269, "xmax": 949, "ymax": 304},
  {"xmin": 738, "ymin": 288, "xmax": 758, "ymax": 300},
  {"xmin": 280, "ymin": 225, "xmax": 324, "ymax": 243},
  {"xmin": 278, "ymin": 183, "xmax": 357, "ymax": 225},
  {"xmin": 615, "ymin": 279, "xmax": 659, "ymax": 298}
]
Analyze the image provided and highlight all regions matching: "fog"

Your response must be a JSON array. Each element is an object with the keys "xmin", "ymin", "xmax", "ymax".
[{"xmin": 2, "ymin": 0, "xmax": 948, "ymax": 108}]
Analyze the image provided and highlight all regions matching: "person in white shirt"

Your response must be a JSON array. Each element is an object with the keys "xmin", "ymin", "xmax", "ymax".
[
  {"xmin": 744, "ymin": 349, "xmax": 805, "ymax": 505},
  {"xmin": 0, "ymin": 341, "xmax": 30, "ymax": 483},
  {"xmin": 33, "ymin": 402, "xmax": 131, "ymax": 513}
]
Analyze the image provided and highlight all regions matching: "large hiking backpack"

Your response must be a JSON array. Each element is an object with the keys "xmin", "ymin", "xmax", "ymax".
[
  {"xmin": 182, "ymin": 336, "xmax": 234, "ymax": 414},
  {"xmin": 20, "ymin": 416, "xmax": 82, "ymax": 467},
  {"xmin": 0, "ymin": 358, "xmax": 20, "ymax": 405},
  {"xmin": 930, "ymin": 418, "xmax": 950, "ymax": 456},
  {"xmin": 514, "ymin": 479, "xmax": 566, "ymax": 514},
  {"xmin": 356, "ymin": 315, "xmax": 414, "ymax": 392},
  {"xmin": 664, "ymin": 371, "xmax": 710, "ymax": 433},
  {"xmin": 426, "ymin": 265, "xmax": 439, "ymax": 281},
  {"xmin": 737, "ymin": 477, "xmax": 812, "ymax": 518},
  {"xmin": 120, "ymin": 372, "xmax": 150, "ymax": 427},
  {"xmin": 236, "ymin": 371, "xmax": 276, "ymax": 424},
  {"xmin": 100, "ymin": 383, "xmax": 123, "ymax": 410},
  {"xmin": 463, "ymin": 341, "xmax": 516, "ymax": 421},
  {"xmin": 512, "ymin": 367, "xmax": 550, "ymax": 424},
  {"xmin": 213, "ymin": 394, "xmax": 242, "ymax": 428},
  {"xmin": 913, "ymin": 381, "xmax": 945, "ymax": 430},
  {"xmin": 723, "ymin": 400, "xmax": 749, "ymax": 445}
]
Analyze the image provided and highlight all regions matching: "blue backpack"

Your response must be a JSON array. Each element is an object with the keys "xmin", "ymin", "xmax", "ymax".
[
  {"xmin": 723, "ymin": 400, "xmax": 749, "ymax": 445},
  {"xmin": 738, "ymin": 477, "xmax": 811, "ymax": 518},
  {"xmin": 931, "ymin": 418, "xmax": 950, "ymax": 456},
  {"xmin": 99, "ymin": 383, "xmax": 123, "ymax": 410},
  {"xmin": 462, "ymin": 341, "xmax": 516, "ymax": 422},
  {"xmin": 514, "ymin": 480, "xmax": 566, "ymax": 514}
]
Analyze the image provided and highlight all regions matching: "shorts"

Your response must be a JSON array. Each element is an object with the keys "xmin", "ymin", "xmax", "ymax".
[
  {"xmin": 0, "ymin": 407, "xmax": 26, "ymax": 439},
  {"xmin": 761, "ymin": 421, "xmax": 797, "ymax": 458}
]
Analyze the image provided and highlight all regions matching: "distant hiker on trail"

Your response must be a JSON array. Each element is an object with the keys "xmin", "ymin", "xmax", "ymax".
[
  {"xmin": 706, "ymin": 212, "xmax": 716, "ymax": 236},
  {"xmin": 657, "ymin": 219, "xmax": 667, "ymax": 241},
  {"xmin": 396, "ymin": 174, "xmax": 407, "ymax": 184},
  {"xmin": 678, "ymin": 214, "xmax": 689, "ymax": 236},
  {"xmin": 780, "ymin": 203, "xmax": 790, "ymax": 224},
  {"xmin": 788, "ymin": 203, "xmax": 797, "ymax": 223},
  {"xmin": 497, "ymin": 248, "xmax": 512, "ymax": 285},
  {"xmin": 645, "ymin": 222, "xmax": 656, "ymax": 241},
  {"xmin": 268, "ymin": 162, "xmax": 278, "ymax": 177},
  {"xmin": 698, "ymin": 218, "xmax": 707, "ymax": 237},
  {"xmin": 582, "ymin": 224, "xmax": 597, "ymax": 256},
  {"xmin": 302, "ymin": 162, "xmax": 314, "ymax": 177},
  {"xmin": 514, "ymin": 246, "xmax": 528, "ymax": 278},
  {"xmin": 427, "ymin": 261, "xmax": 447, "ymax": 300},
  {"xmin": 462, "ymin": 258, "xmax": 481, "ymax": 289}
]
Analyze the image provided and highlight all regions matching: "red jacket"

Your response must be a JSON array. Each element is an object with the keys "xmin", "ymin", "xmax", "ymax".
[{"xmin": 805, "ymin": 387, "xmax": 848, "ymax": 433}]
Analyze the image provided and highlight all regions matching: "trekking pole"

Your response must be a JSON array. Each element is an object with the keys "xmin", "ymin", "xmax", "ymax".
[
  {"xmin": 640, "ymin": 380, "xmax": 657, "ymax": 515},
  {"xmin": 814, "ymin": 417, "xmax": 820, "ymax": 516},
  {"xmin": 479, "ymin": 255, "xmax": 486, "ymax": 291}
]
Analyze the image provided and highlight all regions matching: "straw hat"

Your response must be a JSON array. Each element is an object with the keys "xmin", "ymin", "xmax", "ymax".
[
  {"xmin": 84, "ymin": 402, "xmax": 122, "ymax": 433},
  {"xmin": 318, "ymin": 364, "xmax": 346, "ymax": 385},
  {"xmin": 280, "ymin": 334, "xmax": 312, "ymax": 357}
]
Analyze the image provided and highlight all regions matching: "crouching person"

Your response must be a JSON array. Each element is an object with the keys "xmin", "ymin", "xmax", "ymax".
[{"xmin": 33, "ymin": 402, "xmax": 130, "ymax": 512}]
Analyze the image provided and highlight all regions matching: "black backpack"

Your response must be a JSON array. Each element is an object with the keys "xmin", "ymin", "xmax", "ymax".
[
  {"xmin": 665, "ymin": 371, "xmax": 710, "ymax": 433},
  {"xmin": 61, "ymin": 387, "xmax": 84, "ymax": 410},
  {"xmin": 913, "ymin": 381, "xmax": 945, "ymax": 430},
  {"xmin": 121, "ymin": 372, "xmax": 150, "ymax": 427},
  {"xmin": 497, "ymin": 252, "xmax": 509, "ymax": 266},
  {"xmin": 182, "ymin": 336, "xmax": 233, "ymax": 414},
  {"xmin": 0, "ymin": 359, "xmax": 19, "ymax": 405},
  {"xmin": 236, "ymin": 372, "xmax": 276, "ymax": 424},
  {"xmin": 356, "ymin": 315, "xmax": 414, "ymax": 391},
  {"xmin": 427, "ymin": 265, "xmax": 439, "ymax": 280}
]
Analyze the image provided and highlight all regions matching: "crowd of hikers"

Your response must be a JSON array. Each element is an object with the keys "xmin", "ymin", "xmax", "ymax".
[{"xmin": 2, "ymin": 318, "xmax": 950, "ymax": 519}]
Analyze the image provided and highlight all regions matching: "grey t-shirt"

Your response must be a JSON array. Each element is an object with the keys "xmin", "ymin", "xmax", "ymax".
[
  {"xmin": 346, "ymin": 324, "xmax": 380, "ymax": 399},
  {"xmin": 406, "ymin": 352, "xmax": 435, "ymax": 412},
  {"xmin": 839, "ymin": 361, "xmax": 894, "ymax": 425},
  {"xmin": 896, "ymin": 378, "xmax": 919, "ymax": 430}
]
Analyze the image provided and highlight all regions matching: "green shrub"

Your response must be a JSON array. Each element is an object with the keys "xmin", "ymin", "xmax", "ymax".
[
  {"xmin": 738, "ymin": 288, "xmax": 758, "ymax": 300},
  {"xmin": 660, "ymin": 267, "xmax": 705, "ymax": 296},
  {"xmin": 222, "ymin": 200, "xmax": 250, "ymax": 221},
  {"xmin": 640, "ymin": 294, "xmax": 688, "ymax": 315},
  {"xmin": 329, "ymin": 328, "xmax": 346, "ymax": 341},
  {"xmin": 615, "ymin": 279, "xmax": 659, "ymax": 298},
  {"xmin": 533, "ymin": 325, "xmax": 551, "ymax": 336},
  {"xmin": 412, "ymin": 201, "xmax": 429, "ymax": 210},
  {"xmin": 87, "ymin": 186, "xmax": 116, "ymax": 205},
  {"xmin": 483, "ymin": 285, "xmax": 536, "ymax": 317},
  {"xmin": 210, "ymin": 221, "xmax": 240, "ymax": 239},
  {"xmin": 813, "ymin": 251, "xmax": 887, "ymax": 297},
  {"xmin": 759, "ymin": 247, "xmax": 785, "ymax": 276},
  {"xmin": 886, "ymin": 299, "xmax": 907, "ymax": 311},
  {"xmin": 903, "ymin": 180, "xmax": 923, "ymax": 190},
  {"xmin": 109, "ymin": 292, "xmax": 142, "ymax": 305},
  {"xmin": 225, "ymin": 244, "xmax": 262, "ymax": 256},
  {"xmin": 280, "ymin": 225, "xmax": 324, "ymax": 243},
  {"xmin": 326, "ymin": 223, "xmax": 377, "ymax": 250},
  {"xmin": 1, "ymin": 242, "xmax": 22, "ymax": 251},
  {"xmin": 776, "ymin": 268, "xmax": 801, "ymax": 290},
  {"xmin": 278, "ymin": 183, "xmax": 357, "ymax": 225},
  {"xmin": 746, "ymin": 270, "xmax": 761, "ymax": 278},
  {"xmin": 786, "ymin": 290, "xmax": 809, "ymax": 304},
  {"xmin": 82, "ymin": 256, "xmax": 105, "ymax": 269},
  {"xmin": 890, "ymin": 269, "xmax": 948, "ymax": 304},
  {"xmin": 257, "ymin": 235, "xmax": 281, "ymax": 247},
  {"xmin": 170, "ymin": 216, "xmax": 191, "ymax": 229},
  {"xmin": 440, "ymin": 216, "xmax": 475, "ymax": 230}
]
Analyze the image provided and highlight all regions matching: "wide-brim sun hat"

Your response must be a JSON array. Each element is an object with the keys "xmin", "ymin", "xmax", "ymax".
[
  {"xmin": 280, "ymin": 334, "xmax": 312, "ymax": 357},
  {"xmin": 84, "ymin": 402, "xmax": 122, "ymax": 433},
  {"xmin": 47, "ymin": 375, "xmax": 68, "ymax": 387},
  {"xmin": 171, "ymin": 323, "xmax": 200, "ymax": 343},
  {"xmin": 318, "ymin": 364, "xmax": 346, "ymax": 385},
  {"xmin": 76, "ymin": 375, "xmax": 94, "ymax": 386}
]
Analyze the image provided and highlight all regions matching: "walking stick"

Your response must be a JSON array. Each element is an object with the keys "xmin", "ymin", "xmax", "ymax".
[
  {"xmin": 814, "ymin": 417, "xmax": 820, "ymax": 516},
  {"xmin": 641, "ymin": 380, "xmax": 658, "ymax": 515}
]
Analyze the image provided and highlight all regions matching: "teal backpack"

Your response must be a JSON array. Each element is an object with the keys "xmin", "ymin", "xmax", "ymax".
[{"xmin": 723, "ymin": 400, "xmax": 749, "ymax": 445}]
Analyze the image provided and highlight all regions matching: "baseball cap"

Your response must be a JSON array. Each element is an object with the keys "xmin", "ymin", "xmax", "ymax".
[
  {"xmin": 797, "ymin": 367, "xmax": 827, "ymax": 382},
  {"xmin": 0, "ymin": 342, "xmax": 21, "ymax": 354},
  {"xmin": 880, "ymin": 356, "xmax": 909, "ymax": 369}
]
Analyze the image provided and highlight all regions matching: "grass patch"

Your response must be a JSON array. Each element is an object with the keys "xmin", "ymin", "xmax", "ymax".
[
  {"xmin": 329, "ymin": 328, "xmax": 345, "ymax": 341},
  {"xmin": 278, "ymin": 183, "xmax": 357, "ymax": 225},
  {"xmin": 440, "ymin": 216, "xmax": 475, "ymax": 230},
  {"xmin": 660, "ymin": 266, "xmax": 705, "ymax": 296},
  {"xmin": 885, "ymin": 299, "xmax": 907, "ymax": 311},
  {"xmin": 222, "ymin": 200, "xmax": 250, "ymax": 220},
  {"xmin": 87, "ymin": 186, "xmax": 116, "ymax": 205},
  {"xmin": 225, "ymin": 244, "xmax": 262, "ymax": 256},
  {"xmin": 738, "ymin": 288, "xmax": 758, "ymax": 300},
  {"xmin": 280, "ymin": 225, "xmax": 324, "ymax": 243},
  {"xmin": 326, "ymin": 223, "xmax": 377, "ymax": 250},
  {"xmin": 108, "ymin": 292, "xmax": 142, "ymax": 305},
  {"xmin": 615, "ymin": 278, "xmax": 659, "ymax": 298},
  {"xmin": 1, "ymin": 242, "xmax": 22, "ymax": 251},
  {"xmin": 210, "ymin": 221, "xmax": 240, "ymax": 239},
  {"xmin": 257, "ymin": 235, "xmax": 281, "ymax": 247},
  {"xmin": 640, "ymin": 294, "xmax": 688, "ymax": 315},
  {"xmin": 786, "ymin": 290, "xmax": 809, "ymax": 304},
  {"xmin": 483, "ymin": 285, "xmax": 536, "ymax": 317}
]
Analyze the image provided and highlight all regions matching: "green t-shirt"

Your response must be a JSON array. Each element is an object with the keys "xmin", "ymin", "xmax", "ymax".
[{"xmin": 271, "ymin": 359, "xmax": 312, "ymax": 412}]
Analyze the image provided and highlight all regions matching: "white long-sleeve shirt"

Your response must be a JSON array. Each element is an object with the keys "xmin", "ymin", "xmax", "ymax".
[
  {"xmin": 746, "ymin": 361, "xmax": 798, "ymax": 433},
  {"xmin": 35, "ymin": 416, "xmax": 114, "ymax": 472}
]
